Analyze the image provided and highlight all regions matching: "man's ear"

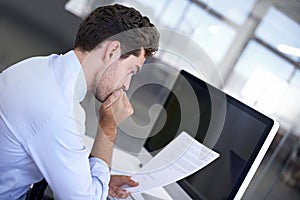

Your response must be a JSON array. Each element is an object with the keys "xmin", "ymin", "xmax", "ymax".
[{"xmin": 104, "ymin": 41, "xmax": 121, "ymax": 63}]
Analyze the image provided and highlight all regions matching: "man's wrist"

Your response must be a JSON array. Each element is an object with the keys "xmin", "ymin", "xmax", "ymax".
[{"xmin": 98, "ymin": 122, "xmax": 117, "ymax": 142}]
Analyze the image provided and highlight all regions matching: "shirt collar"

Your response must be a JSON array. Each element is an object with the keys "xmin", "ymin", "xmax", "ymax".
[{"xmin": 63, "ymin": 50, "xmax": 87, "ymax": 102}]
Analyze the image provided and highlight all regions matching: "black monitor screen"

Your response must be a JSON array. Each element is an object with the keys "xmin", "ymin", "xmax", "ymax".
[{"xmin": 144, "ymin": 70, "xmax": 276, "ymax": 200}]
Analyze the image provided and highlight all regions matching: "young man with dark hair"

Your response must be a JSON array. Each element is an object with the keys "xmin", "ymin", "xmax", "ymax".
[{"xmin": 0, "ymin": 4, "xmax": 159, "ymax": 199}]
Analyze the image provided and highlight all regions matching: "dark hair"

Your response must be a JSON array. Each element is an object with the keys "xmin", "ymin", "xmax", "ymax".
[{"xmin": 75, "ymin": 4, "xmax": 159, "ymax": 58}]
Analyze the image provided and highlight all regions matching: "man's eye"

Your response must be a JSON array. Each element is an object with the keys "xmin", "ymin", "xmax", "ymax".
[{"xmin": 130, "ymin": 69, "xmax": 136, "ymax": 75}]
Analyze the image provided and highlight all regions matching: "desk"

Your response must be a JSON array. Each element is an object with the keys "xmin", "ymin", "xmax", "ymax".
[{"xmin": 82, "ymin": 135, "xmax": 173, "ymax": 200}]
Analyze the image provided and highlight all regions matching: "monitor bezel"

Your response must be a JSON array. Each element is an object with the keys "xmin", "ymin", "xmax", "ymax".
[{"xmin": 144, "ymin": 70, "xmax": 279, "ymax": 199}]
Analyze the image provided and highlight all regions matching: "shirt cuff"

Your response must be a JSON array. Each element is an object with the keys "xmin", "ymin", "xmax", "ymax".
[{"xmin": 89, "ymin": 157, "xmax": 110, "ymax": 184}]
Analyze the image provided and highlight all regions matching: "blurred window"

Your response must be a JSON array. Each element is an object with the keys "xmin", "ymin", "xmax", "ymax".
[
  {"xmin": 178, "ymin": 3, "xmax": 236, "ymax": 64},
  {"xmin": 198, "ymin": 0, "xmax": 257, "ymax": 25},
  {"xmin": 255, "ymin": 7, "xmax": 300, "ymax": 62}
]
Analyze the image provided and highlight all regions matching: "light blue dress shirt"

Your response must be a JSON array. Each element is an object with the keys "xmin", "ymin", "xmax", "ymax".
[{"xmin": 0, "ymin": 51, "xmax": 110, "ymax": 199}]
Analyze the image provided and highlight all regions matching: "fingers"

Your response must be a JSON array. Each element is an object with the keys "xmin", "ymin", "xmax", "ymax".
[
  {"xmin": 112, "ymin": 90, "xmax": 133, "ymax": 123},
  {"xmin": 99, "ymin": 90, "xmax": 134, "ymax": 131},
  {"xmin": 105, "ymin": 90, "xmax": 133, "ymax": 123},
  {"xmin": 109, "ymin": 186, "xmax": 131, "ymax": 198},
  {"xmin": 102, "ymin": 90, "xmax": 121, "ymax": 110},
  {"xmin": 109, "ymin": 175, "xmax": 139, "ymax": 198},
  {"xmin": 110, "ymin": 175, "xmax": 139, "ymax": 187},
  {"xmin": 122, "ymin": 176, "xmax": 139, "ymax": 187},
  {"xmin": 119, "ymin": 91, "xmax": 134, "ymax": 116}
]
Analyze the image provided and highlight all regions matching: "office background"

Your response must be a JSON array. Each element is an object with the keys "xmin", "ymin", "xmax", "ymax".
[{"xmin": 0, "ymin": 0, "xmax": 299, "ymax": 199}]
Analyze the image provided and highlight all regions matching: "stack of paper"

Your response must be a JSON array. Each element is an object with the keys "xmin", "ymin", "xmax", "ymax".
[{"xmin": 123, "ymin": 131, "xmax": 220, "ymax": 193}]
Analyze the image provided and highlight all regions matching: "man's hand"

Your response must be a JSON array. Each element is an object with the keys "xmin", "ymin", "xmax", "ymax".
[
  {"xmin": 99, "ymin": 90, "xmax": 133, "ymax": 141},
  {"xmin": 109, "ymin": 175, "xmax": 139, "ymax": 198},
  {"xmin": 90, "ymin": 90, "xmax": 133, "ymax": 166}
]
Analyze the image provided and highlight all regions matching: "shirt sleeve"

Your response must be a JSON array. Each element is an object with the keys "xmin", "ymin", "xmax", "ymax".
[{"xmin": 24, "ymin": 111, "xmax": 110, "ymax": 200}]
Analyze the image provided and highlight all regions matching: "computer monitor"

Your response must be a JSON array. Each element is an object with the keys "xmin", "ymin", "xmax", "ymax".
[{"xmin": 143, "ymin": 70, "xmax": 279, "ymax": 200}]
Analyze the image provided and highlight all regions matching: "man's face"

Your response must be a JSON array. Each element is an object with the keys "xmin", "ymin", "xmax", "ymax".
[{"xmin": 95, "ymin": 48, "xmax": 146, "ymax": 102}]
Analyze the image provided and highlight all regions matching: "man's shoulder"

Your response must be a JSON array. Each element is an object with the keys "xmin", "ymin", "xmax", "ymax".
[
  {"xmin": 0, "ymin": 53, "xmax": 69, "ymax": 126},
  {"xmin": 8, "ymin": 54, "xmax": 51, "ymax": 70}
]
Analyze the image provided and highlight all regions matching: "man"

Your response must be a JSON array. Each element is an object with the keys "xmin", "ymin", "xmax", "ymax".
[{"xmin": 0, "ymin": 4, "xmax": 159, "ymax": 200}]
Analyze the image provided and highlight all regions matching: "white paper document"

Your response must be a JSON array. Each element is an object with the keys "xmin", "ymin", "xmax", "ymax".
[{"xmin": 124, "ymin": 131, "xmax": 220, "ymax": 193}]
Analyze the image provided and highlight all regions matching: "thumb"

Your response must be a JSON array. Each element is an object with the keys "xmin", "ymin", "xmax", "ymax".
[{"xmin": 123, "ymin": 176, "xmax": 139, "ymax": 187}]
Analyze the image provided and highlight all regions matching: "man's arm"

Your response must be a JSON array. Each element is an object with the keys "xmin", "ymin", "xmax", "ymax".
[
  {"xmin": 24, "ymin": 111, "xmax": 110, "ymax": 200},
  {"xmin": 90, "ymin": 90, "xmax": 133, "ymax": 166},
  {"xmin": 90, "ymin": 90, "xmax": 139, "ymax": 198}
]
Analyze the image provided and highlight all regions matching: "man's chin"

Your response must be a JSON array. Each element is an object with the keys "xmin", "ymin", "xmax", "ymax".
[
  {"xmin": 95, "ymin": 93, "xmax": 111, "ymax": 103},
  {"xmin": 95, "ymin": 94, "xmax": 105, "ymax": 103}
]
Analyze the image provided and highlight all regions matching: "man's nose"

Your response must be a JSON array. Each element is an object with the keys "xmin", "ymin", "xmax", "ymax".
[{"xmin": 123, "ymin": 77, "xmax": 132, "ymax": 91}]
